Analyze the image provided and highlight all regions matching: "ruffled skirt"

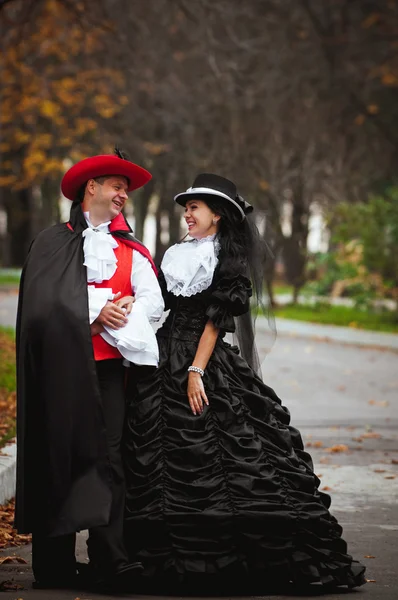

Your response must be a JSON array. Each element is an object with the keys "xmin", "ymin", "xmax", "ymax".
[{"xmin": 124, "ymin": 335, "xmax": 366, "ymax": 592}]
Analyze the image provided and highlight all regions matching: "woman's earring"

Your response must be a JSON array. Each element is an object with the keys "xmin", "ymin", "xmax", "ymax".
[{"xmin": 212, "ymin": 218, "xmax": 218, "ymax": 225}]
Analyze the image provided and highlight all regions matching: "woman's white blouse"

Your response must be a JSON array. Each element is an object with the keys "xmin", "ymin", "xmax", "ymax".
[
  {"xmin": 161, "ymin": 235, "xmax": 220, "ymax": 297},
  {"xmin": 83, "ymin": 213, "xmax": 164, "ymax": 366}
]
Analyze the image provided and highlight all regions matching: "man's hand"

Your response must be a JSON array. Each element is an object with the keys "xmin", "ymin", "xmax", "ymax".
[
  {"xmin": 90, "ymin": 322, "xmax": 104, "ymax": 336},
  {"xmin": 114, "ymin": 295, "xmax": 135, "ymax": 315},
  {"xmin": 97, "ymin": 298, "xmax": 128, "ymax": 330}
]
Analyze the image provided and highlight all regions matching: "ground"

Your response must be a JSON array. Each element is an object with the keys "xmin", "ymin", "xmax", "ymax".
[{"xmin": 0, "ymin": 293, "xmax": 397, "ymax": 599}]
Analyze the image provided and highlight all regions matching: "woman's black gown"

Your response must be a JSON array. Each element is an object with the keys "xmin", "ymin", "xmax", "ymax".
[{"xmin": 124, "ymin": 269, "xmax": 366, "ymax": 591}]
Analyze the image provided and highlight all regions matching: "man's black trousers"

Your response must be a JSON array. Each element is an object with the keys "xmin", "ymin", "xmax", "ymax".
[{"xmin": 32, "ymin": 359, "xmax": 129, "ymax": 582}]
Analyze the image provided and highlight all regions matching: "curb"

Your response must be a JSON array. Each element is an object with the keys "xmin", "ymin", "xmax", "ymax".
[
  {"xmin": 257, "ymin": 317, "xmax": 398, "ymax": 352},
  {"xmin": 0, "ymin": 442, "xmax": 16, "ymax": 505}
]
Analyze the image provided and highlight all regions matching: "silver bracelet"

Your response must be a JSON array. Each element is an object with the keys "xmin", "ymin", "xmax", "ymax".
[{"xmin": 188, "ymin": 365, "xmax": 204, "ymax": 377}]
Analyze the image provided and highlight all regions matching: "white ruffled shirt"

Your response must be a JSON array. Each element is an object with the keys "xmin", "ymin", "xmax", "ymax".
[
  {"xmin": 161, "ymin": 234, "xmax": 220, "ymax": 297},
  {"xmin": 83, "ymin": 213, "xmax": 164, "ymax": 366}
]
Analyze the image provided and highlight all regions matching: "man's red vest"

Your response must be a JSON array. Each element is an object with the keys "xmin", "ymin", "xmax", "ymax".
[{"xmin": 92, "ymin": 240, "xmax": 133, "ymax": 361}]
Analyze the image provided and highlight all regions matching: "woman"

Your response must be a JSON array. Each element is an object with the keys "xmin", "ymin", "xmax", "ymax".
[{"xmin": 124, "ymin": 173, "xmax": 366, "ymax": 594}]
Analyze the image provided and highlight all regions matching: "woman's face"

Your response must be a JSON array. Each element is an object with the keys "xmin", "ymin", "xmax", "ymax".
[{"xmin": 184, "ymin": 199, "xmax": 219, "ymax": 239}]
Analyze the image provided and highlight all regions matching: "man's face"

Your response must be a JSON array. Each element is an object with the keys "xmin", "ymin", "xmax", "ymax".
[{"xmin": 88, "ymin": 175, "xmax": 129, "ymax": 220}]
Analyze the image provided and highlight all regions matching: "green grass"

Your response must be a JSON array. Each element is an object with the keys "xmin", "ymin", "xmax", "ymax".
[
  {"xmin": 0, "ymin": 326, "xmax": 16, "ymax": 448},
  {"xmin": 273, "ymin": 284, "xmax": 294, "ymax": 295},
  {"xmin": 274, "ymin": 303, "xmax": 398, "ymax": 333},
  {"xmin": 273, "ymin": 283, "xmax": 313, "ymax": 297},
  {"xmin": 0, "ymin": 274, "xmax": 20, "ymax": 286}
]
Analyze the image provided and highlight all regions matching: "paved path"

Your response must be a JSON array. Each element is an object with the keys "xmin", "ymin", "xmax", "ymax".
[
  {"xmin": 0, "ymin": 291, "xmax": 18, "ymax": 328},
  {"xmin": 1, "ymin": 295, "xmax": 398, "ymax": 598}
]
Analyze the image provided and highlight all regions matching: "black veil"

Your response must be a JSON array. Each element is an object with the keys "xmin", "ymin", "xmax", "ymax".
[{"xmin": 231, "ymin": 212, "xmax": 276, "ymax": 379}]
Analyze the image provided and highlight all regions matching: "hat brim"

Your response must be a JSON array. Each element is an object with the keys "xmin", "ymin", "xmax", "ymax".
[
  {"xmin": 61, "ymin": 155, "xmax": 152, "ymax": 201},
  {"xmin": 174, "ymin": 188, "xmax": 246, "ymax": 221}
]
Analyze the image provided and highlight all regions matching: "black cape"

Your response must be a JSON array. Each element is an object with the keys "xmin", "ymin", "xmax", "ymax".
[{"xmin": 15, "ymin": 203, "xmax": 155, "ymax": 536}]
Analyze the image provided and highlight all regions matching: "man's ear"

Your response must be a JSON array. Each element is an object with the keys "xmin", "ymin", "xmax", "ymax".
[{"xmin": 86, "ymin": 179, "xmax": 96, "ymax": 196}]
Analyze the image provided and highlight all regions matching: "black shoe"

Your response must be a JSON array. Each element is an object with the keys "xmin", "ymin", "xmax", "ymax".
[
  {"xmin": 116, "ymin": 561, "xmax": 144, "ymax": 576},
  {"xmin": 77, "ymin": 561, "xmax": 143, "ymax": 593},
  {"xmin": 32, "ymin": 573, "xmax": 80, "ymax": 590}
]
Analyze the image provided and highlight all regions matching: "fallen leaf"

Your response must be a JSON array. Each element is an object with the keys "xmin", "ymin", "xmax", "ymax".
[
  {"xmin": 0, "ymin": 580, "xmax": 24, "ymax": 591},
  {"xmin": 391, "ymin": 459, "xmax": 398, "ymax": 465},
  {"xmin": 368, "ymin": 399, "xmax": 389, "ymax": 407},
  {"xmin": 366, "ymin": 579, "xmax": 376, "ymax": 583},
  {"xmin": 0, "ymin": 556, "xmax": 27, "ymax": 565},
  {"xmin": 325, "ymin": 444, "xmax": 349, "ymax": 453},
  {"xmin": 361, "ymin": 432, "xmax": 381, "ymax": 439},
  {"xmin": 322, "ymin": 486, "xmax": 332, "ymax": 491},
  {"xmin": 0, "ymin": 499, "xmax": 32, "ymax": 550},
  {"xmin": 364, "ymin": 555, "xmax": 376, "ymax": 558},
  {"xmin": 384, "ymin": 475, "xmax": 396, "ymax": 480},
  {"xmin": 352, "ymin": 437, "xmax": 363, "ymax": 442},
  {"xmin": 306, "ymin": 441, "xmax": 323, "ymax": 448},
  {"xmin": 373, "ymin": 469, "xmax": 386, "ymax": 473},
  {"xmin": 319, "ymin": 457, "xmax": 330, "ymax": 464}
]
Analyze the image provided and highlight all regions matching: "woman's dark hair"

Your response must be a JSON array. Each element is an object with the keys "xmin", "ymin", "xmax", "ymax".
[
  {"xmin": 205, "ymin": 197, "xmax": 268, "ymax": 302},
  {"xmin": 204, "ymin": 196, "xmax": 275, "ymax": 373}
]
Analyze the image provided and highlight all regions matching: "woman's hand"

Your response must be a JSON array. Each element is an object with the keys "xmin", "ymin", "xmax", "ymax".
[
  {"xmin": 114, "ymin": 294, "xmax": 135, "ymax": 315},
  {"xmin": 187, "ymin": 372, "xmax": 209, "ymax": 415}
]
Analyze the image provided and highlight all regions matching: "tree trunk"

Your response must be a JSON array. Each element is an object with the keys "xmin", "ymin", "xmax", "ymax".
[
  {"xmin": 5, "ymin": 188, "xmax": 33, "ymax": 266},
  {"xmin": 133, "ymin": 178, "xmax": 154, "ymax": 241},
  {"xmin": 282, "ymin": 174, "xmax": 309, "ymax": 304},
  {"xmin": 40, "ymin": 178, "xmax": 61, "ymax": 231}
]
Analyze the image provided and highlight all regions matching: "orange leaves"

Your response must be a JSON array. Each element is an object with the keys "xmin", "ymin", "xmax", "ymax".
[
  {"xmin": 381, "ymin": 72, "xmax": 398, "ymax": 87},
  {"xmin": 0, "ymin": 580, "xmax": 24, "ymax": 592},
  {"xmin": 306, "ymin": 441, "xmax": 324, "ymax": 448},
  {"xmin": 0, "ymin": 556, "xmax": 27, "ymax": 565},
  {"xmin": 368, "ymin": 399, "xmax": 389, "ymax": 408},
  {"xmin": 0, "ymin": 0, "xmax": 128, "ymax": 190},
  {"xmin": 325, "ymin": 444, "xmax": 349, "ymax": 453},
  {"xmin": 258, "ymin": 180, "xmax": 270, "ymax": 191},
  {"xmin": 0, "ymin": 500, "xmax": 31, "ymax": 550},
  {"xmin": 367, "ymin": 104, "xmax": 379, "ymax": 115},
  {"xmin": 143, "ymin": 142, "xmax": 172, "ymax": 156},
  {"xmin": 40, "ymin": 100, "xmax": 61, "ymax": 119},
  {"xmin": 361, "ymin": 13, "xmax": 381, "ymax": 29},
  {"xmin": 354, "ymin": 114, "xmax": 365, "ymax": 126}
]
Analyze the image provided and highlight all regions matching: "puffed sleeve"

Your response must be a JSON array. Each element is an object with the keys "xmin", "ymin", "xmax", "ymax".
[{"xmin": 206, "ymin": 272, "xmax": 252, "ymax": 332}]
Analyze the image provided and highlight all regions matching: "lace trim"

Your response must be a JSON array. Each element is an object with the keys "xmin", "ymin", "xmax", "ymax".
[
  {"xmin": 167, "ymin": 278, "xmax": 215, "ymax": 298},
  {"xmin": 196, "ymin": 234, "xmax": 218, "ymax": 244},
  {"xmin": 162, "ymin": 236, "xmax": 220, "ymax": 297}
]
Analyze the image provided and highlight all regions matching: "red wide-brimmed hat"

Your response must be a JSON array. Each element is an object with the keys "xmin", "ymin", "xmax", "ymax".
[{"xmin": 61, "ymin": 155, "xmax": 152, "ymax": 200}]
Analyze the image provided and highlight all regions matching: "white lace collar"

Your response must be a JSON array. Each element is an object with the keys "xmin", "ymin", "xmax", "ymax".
[
  {"xmin": 161, "ymin": 234, "xmax": 220, "ymax": 297},
  {"xmin": 82, "ymin": 212, "xmax": 118, "ymax": 283}
]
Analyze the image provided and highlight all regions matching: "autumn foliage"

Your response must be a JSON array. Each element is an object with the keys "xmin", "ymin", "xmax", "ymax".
[{"xmin": 0, "ymin": 0, "xmax": 128, "ymax": 191}]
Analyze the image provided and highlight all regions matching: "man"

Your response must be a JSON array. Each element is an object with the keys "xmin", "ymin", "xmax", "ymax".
[{"xmin": 15, "ymin": 149, "xmax": 164, "ymax": 590}]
